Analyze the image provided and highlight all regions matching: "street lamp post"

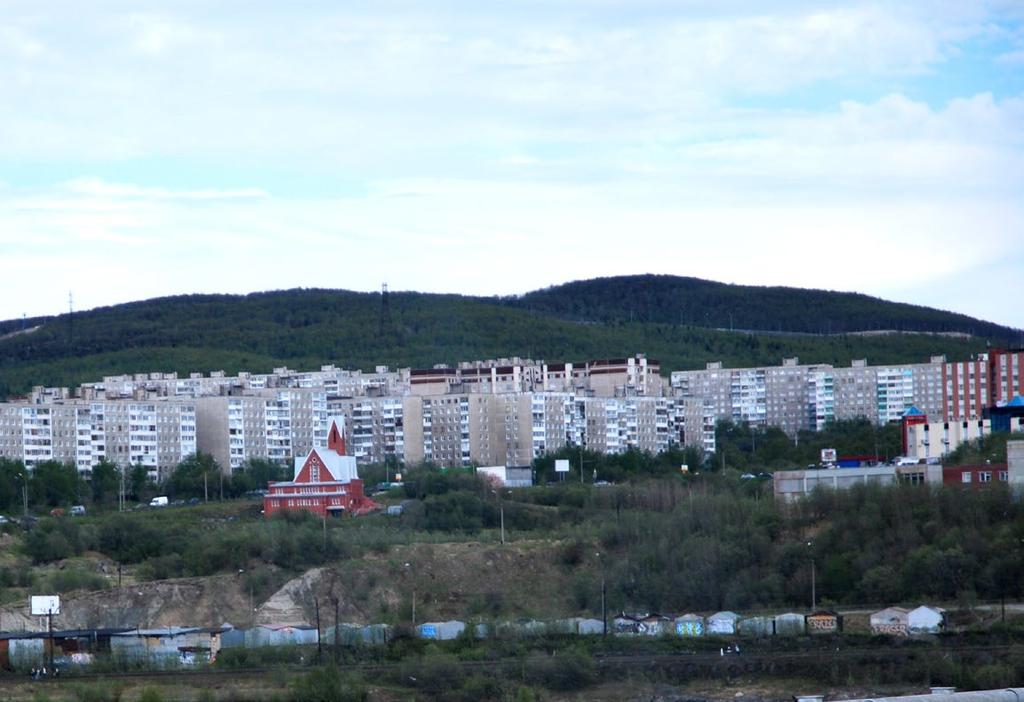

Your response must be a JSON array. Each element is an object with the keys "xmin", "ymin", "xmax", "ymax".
[
  {"xmin": 596, "ymin": 552, "xmax": 607, "ymax": 637},
  {"xmin": 16, "ymin": 471, "xmax": 28, "ymax": 517}
]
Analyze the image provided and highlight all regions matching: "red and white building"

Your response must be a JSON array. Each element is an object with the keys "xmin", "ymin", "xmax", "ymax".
[
  {"xmin": 263, "ymin": 418, "xmax": 379, "ymax": 518},
  {"xmin": 942, "ymin": 348, "xmax": 1024, "ymax": 420}
]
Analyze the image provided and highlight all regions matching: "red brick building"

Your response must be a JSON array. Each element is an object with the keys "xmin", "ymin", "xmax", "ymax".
[
  {"xmin": 942, "ymin": 463, "xmax": 1009, "ymax": 487},
  {"xmin": 263, "ymin": 418, "xmax": 379, "ymax": 518}
]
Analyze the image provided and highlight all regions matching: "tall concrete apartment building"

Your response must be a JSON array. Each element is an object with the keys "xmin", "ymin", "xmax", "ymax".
[
  {"xmin": 4, "ymin": 349, "xmax": 1021, "ymax": 476},
  {"xmin": 943, "ymin": 349, "xmax": 1024, "ymax": 420},
  {"xmin": 0, "ymin": 399, "xmax": 196, "ymax": 480},
  {"xmin": 673, "ymin": 355, "xmax": 951, "ymax": 436},
  {"xmin": 195, "ymin": 390, "xmax": 329, "ymax": 472}
]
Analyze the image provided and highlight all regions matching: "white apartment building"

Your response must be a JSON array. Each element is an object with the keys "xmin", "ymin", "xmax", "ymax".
[{"xmin": 875, "ymin": 366, "xmax": 916, "ymax": 424}]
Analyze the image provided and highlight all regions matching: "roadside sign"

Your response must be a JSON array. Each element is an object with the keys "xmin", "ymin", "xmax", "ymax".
[{"xmin": 30, "ymin": 595, "xmax": 60, "ymax": 616}]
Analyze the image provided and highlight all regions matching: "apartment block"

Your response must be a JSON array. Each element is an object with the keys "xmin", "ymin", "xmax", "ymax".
[
  {"xmin": 0, "ymin": 399, "xmax": 196, "ymax": 480},
  {"xmin": 326, "ymin": 396, "xmax": 405, "ymax": 465},
  {"xmin": 195, "ymin": 390, "xmax": 328, "ymax": 473}
]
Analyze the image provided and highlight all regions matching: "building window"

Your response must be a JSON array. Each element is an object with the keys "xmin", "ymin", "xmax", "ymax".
[
  {"xmin": 961, "ymin": 472, "xmax": 972, "ymax": 484},
  {"xmin": 979, "ymin": 471, "xmax": 992, "ymax": 483}
]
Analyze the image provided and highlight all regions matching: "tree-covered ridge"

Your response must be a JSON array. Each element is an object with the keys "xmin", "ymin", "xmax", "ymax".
[
  {"xmin": 0, "ymin": 281, "xmax": 1005, "ymax": 398},
  {"xmin": 506, "ymin": 274, "xmax": 1021, "ymax": 338}
]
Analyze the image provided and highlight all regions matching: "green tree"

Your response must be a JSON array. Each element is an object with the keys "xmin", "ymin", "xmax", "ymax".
[
  {"xmin": 0, "ymin": 458, "xmax": 26, "ymax": 512},
  {"xmin": 166, "ymin": 453, "xmax": 221, "ymax": 500},
  {"xmin": 127, "ymin": 464, "xmax": 156, "ymax": 502},
  {"xmin": 29, "ymin": 461, "xmax": 82, "ymax": 507},
  {"xmin": 90, "ymin": 459, "xmax": 121, "ymax": 507}
]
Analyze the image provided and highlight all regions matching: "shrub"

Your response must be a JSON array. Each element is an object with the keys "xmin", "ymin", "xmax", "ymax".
[
  {"xmin": 45, "ymin": 569, "xmax": 109, "ymax": 594},
  {"xmin": 289, "ymin": 667, "xmax": 367, "ymax": 702},
  {"xmin": 524, "ymin": 649, "xmax": 597, "ymax": 691}
]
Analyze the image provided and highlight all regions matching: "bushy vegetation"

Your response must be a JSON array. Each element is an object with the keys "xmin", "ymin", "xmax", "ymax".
[
  {"xmin": 945, "ymin": 431, "xmax": 1024, "ymax": 466},
  {"xmin": 289, "ymin": 666, "xmax": 367, "ymax": 702}
]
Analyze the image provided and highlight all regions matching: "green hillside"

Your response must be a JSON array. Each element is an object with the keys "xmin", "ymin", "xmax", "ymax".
[
  {"xmin": 506, "ymin": 274, "xmax": 1020, "ymax": 338},
  {"xmin": 0, "ymin": 277, "xmax": 1011, "ymax": 399}
]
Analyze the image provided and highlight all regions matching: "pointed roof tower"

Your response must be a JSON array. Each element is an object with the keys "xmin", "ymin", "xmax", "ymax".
[{"xmin": 327, "ymin": 416, "xmax": 346, "ymax": 456}]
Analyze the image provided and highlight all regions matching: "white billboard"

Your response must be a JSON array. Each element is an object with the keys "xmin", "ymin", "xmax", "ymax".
[
  {"xmin": 820, "ymin": 448, "xmax": 837, "ymax": 464},
  {"xmin": 555, "ymin": 459, "xmax": 570, "ymax": 473},
  {"xmin": 30, "ymin": 595, "xmax": 60, "ymax": 616}
]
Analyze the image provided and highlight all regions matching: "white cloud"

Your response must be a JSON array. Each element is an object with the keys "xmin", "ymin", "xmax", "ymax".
[
  {"xmin": 65, "ymin": 178, "xmax": 269, "ymax": 201},
  {"xmin": 0, "ymin": 2, "xmax": 1021, "ymax": 328}
]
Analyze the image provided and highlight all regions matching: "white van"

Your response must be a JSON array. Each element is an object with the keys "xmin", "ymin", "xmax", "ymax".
[{"xmin": 149, "ymin": 496, "xmax": 169, "ymax": 508}]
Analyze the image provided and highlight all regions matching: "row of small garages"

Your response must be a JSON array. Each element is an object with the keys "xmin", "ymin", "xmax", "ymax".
[
  {"xmin": 403, "ymin": 606, "xmax": 945, "ymax": 642},
  {"xmin": 613, "ymin": 605, "xmax": 944, "ymax": 638},
  {"xmin": 614, "ymin": 611, "xmax": 842, "ymax": 637},
  {"xmin": 0, "ymin": 606, "xmax": 948, "ymax": 669},
  {"xmin": 0, "ymin": 625, "xmax": 321, "ymax": 671}
]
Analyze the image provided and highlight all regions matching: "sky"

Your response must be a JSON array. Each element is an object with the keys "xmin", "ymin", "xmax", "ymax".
[{"xmin": 1, "ymin": 1, "xmax": 1023, "ymax": 328}]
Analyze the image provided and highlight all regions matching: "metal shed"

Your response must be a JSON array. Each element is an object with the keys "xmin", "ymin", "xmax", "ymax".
[
  {"xmin": 110, "ymin": 627, "xmax": 227, "ymax": 666},
  {"xmin": 574, "ymin": 618, "xmax": 605, "ymax": 636},
  {"xmin": 870, "ymin": 607, "xmax": 909, "ymax": 636},
  {"xmin": 774, "ymin": 612, "xmax": 806, "ymax": 636},
  {"xmin": 637, "ymin": 614, "xmax": 672, "ymax": 636},
  {"xmin": 907, "ymin": 605, "xmax": 945, "ymax": 635},
  {"xmin": 738, "ymin": 616, "xmax": 775, "ymax": 638},
  {"xmin": 612, "ymin": 613, "xmax": 641, "ymax": 635},
  {"xmin": 674, "ymin": 614, "xmax": 705, "ymax": 637},
  {"xmin": 221, "ymin": 625, "xmax": 319, "ymax": 649},
  {"xmin": 416, "ymin": 621, "xmax": 465, "ymax": 641},
  {"xmin": 326, "ymin": 624, "xmax": 390, "ymax": 646},
  {"xmin": 707, "ymin": 611, "xmax": 740, "ymax": 635},
  {"xmin": 806, "ymin": 610, "xmax": 843, "ymax": 634}
]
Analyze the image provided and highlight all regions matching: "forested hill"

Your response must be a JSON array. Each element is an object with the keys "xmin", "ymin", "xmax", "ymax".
[
  {"xmin": 0, "ymin": 278, "xmax": 1014, "ymax": 399},
  {"xmin": 505, "ymin": 274, "xmax": 1019, "ymax": 338}
]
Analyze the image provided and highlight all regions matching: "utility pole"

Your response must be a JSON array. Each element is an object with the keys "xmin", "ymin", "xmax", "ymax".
[
  {"xmin": 315, "ymin": 598, "xmax": 322, "ymax": 663},
  {"xmin": 808, "ymin": 541, "xmax": 816, "ymax": 610},
  {"xmin": 333, "ymin": 596, "xmax": 340, "ymax": 664}
]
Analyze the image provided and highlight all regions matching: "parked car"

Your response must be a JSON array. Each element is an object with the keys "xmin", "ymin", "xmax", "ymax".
[
  {"xmin": 70, "ymin": 505, "xmax": 86, "ymax": 516},
  {"xmin": 49, "ymin": 508, "xmax": 66, "ymax": 517},
  {"xmin": 0, "ymin": 515, "xmax": 9, "ymax": 525},
  {"xmin": 149, "ymin": 496, "xmax": 169, "ymax": 508}
]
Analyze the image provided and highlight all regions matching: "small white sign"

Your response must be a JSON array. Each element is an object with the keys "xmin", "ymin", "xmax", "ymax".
[
  {"xmin": 555, "ymin": 459, "xmax": 570, "ymax": 473},
  {"xmin": 821, "ymin": 448, "xmax": 837, "ymax": 464},
  {"xmin": 30, "ymin": 595, "xmax": 60, "ymax": 616}
]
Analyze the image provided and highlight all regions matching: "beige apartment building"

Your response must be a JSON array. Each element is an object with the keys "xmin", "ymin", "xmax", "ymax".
[{"xmin": 195, "ymin": 390, "xmax": 328, "ymax": 473}]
